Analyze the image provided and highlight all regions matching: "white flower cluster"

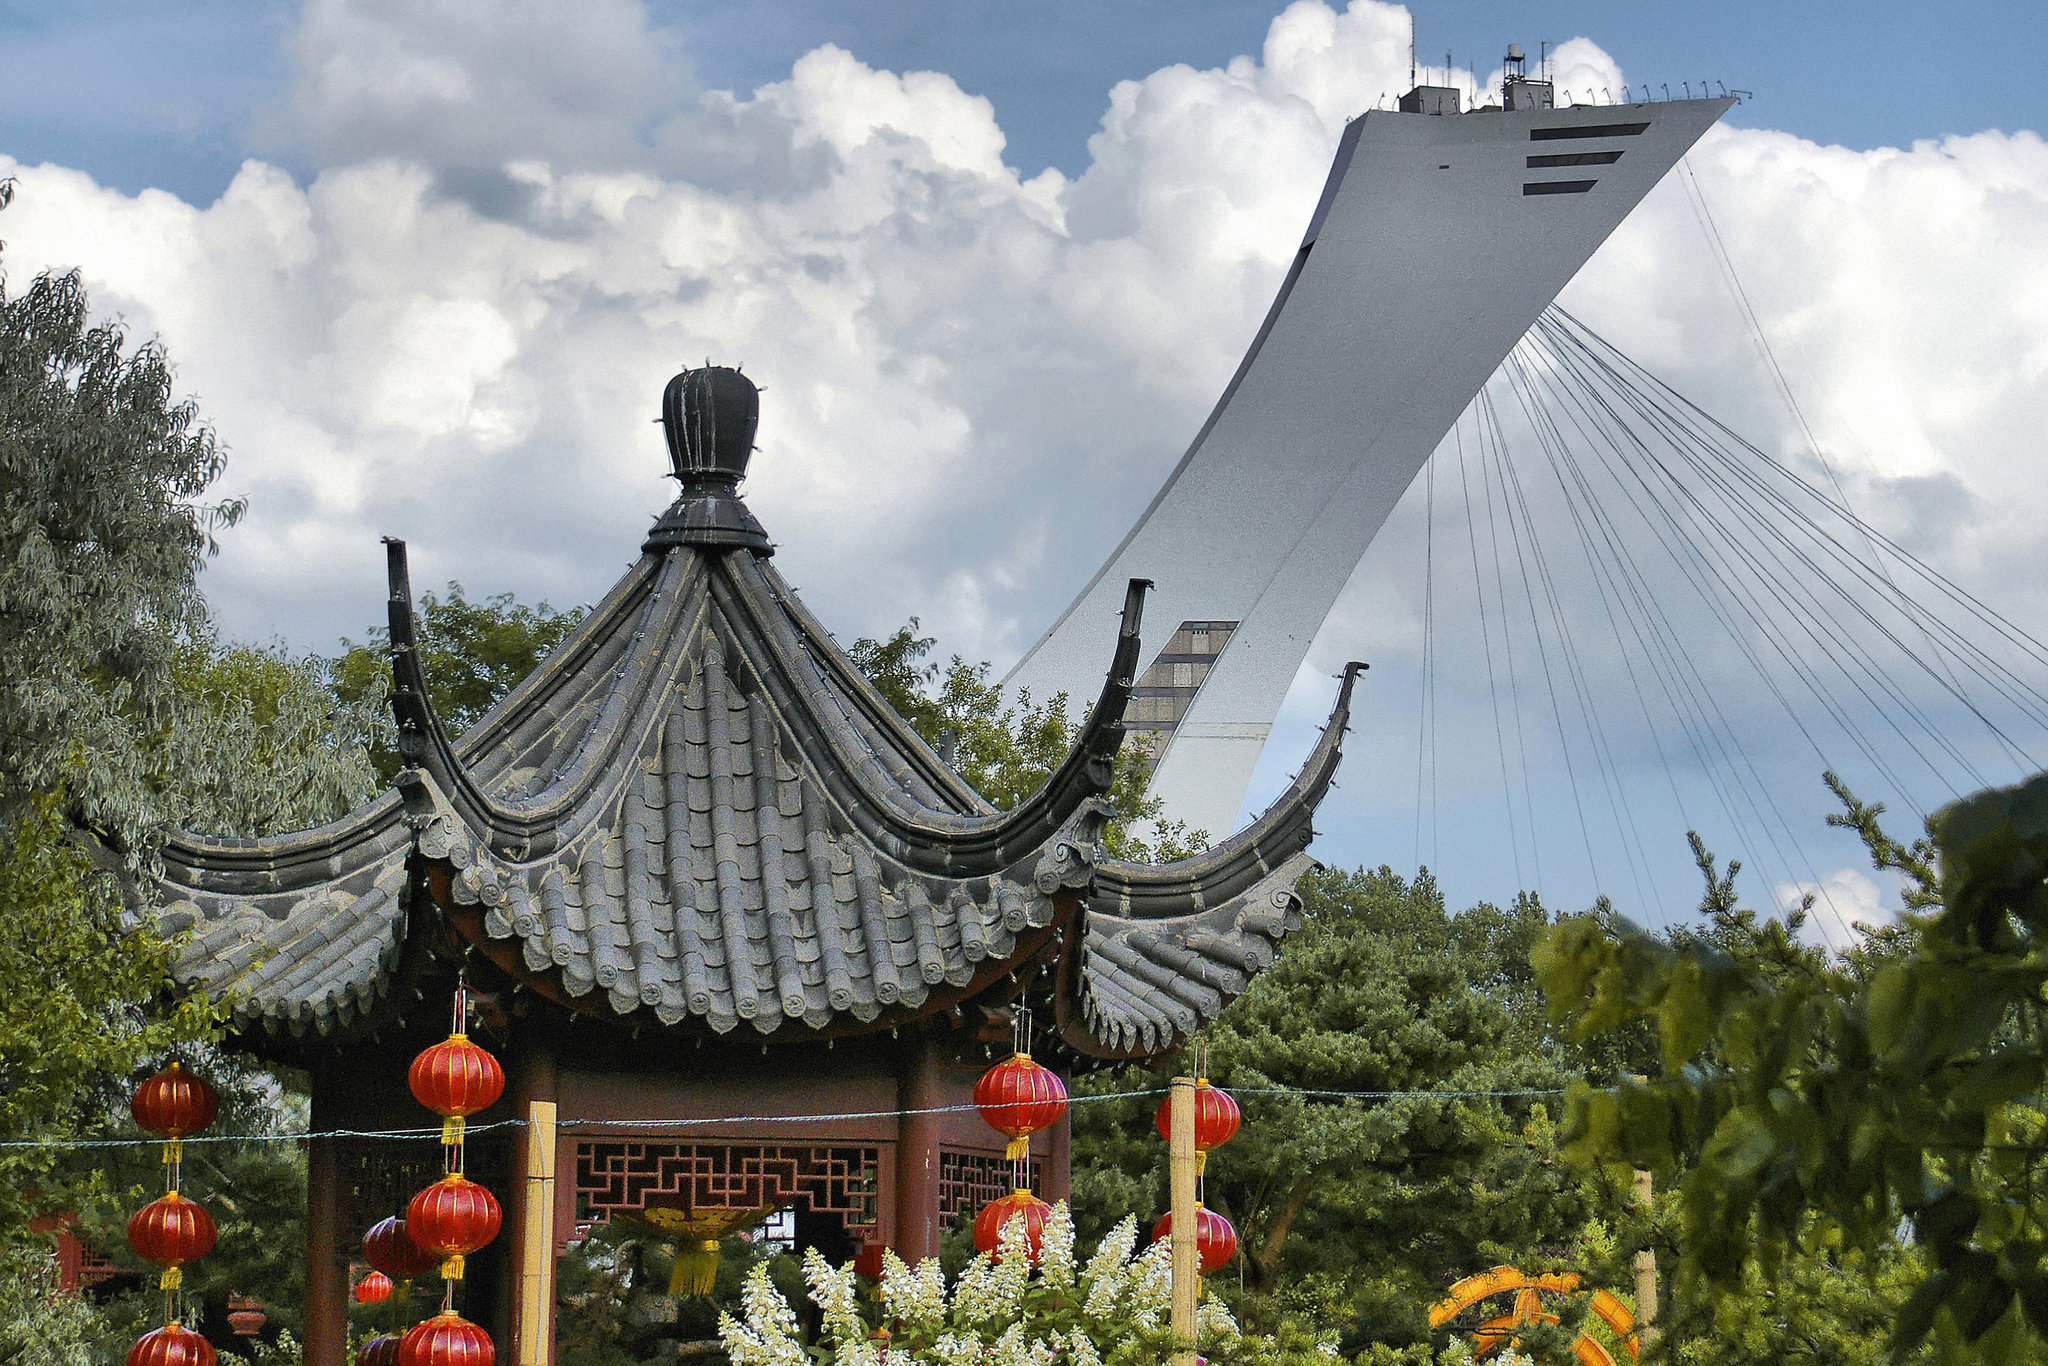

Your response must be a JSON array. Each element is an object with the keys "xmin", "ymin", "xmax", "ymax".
[{"xmin": 719, "ymin": 1201, "xmax": 1243, "ymax": 1366}]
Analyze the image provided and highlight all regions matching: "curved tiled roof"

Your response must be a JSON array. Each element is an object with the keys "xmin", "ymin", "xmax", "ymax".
[{"xmin": 142, "ymin": 368, "xmax": 1357, "ymax": 1055}]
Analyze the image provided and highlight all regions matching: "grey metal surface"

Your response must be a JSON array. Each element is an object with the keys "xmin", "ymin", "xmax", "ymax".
[{"xmin": 1006, "ymin": 97, "xmax": 1734, "ymax": 837}]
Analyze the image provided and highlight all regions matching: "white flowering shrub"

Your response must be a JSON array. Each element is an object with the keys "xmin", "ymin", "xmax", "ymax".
[{"xmin": 721, "ymin": 1203, "xmax": 1334, "ymax": 1366}]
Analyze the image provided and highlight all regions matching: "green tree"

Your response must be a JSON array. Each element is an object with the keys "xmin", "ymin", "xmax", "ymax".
[
  {"xmin": 848, "ymin": 623, "xmax": 1204, "ymax": 861},
  {"xmin": 0, "ymin": 799, "xmax": 226, "ymax": 1263},
  {"xmin": 1071, "ymin": 867, "xmax": 1622, "ymax": 1350},
  {"xmin": 0, "ymin": 180, "xmax": 247, "ymax": 852},
  {"xmin": 1532, "ymin": 773, "xmax": 2035, "ymax": 1361},
  {"xmin": 329, "ymin": 583, "xmax": 586, "ymax": 782}
]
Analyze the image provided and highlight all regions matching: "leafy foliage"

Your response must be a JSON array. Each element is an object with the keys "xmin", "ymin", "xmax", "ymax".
[
  {"xmin": 1072, "ymin": 867, "xmax": 1629, "ymax": 1353},
  {"xmin": 330, "ymin": 582, "xmax": 585, "ymax": 782},
  {"xmin": 0, "ymin": 183, "xmax": 247, "ymax": 851},
  {"xmin": 0, "ymin": 800, "xmax": 226, "ymax": 1261},
  {"xmin": 0, "ymin": 1252, "xmax": 106, "ymax": 1366},
  {"xmin": 1533, "ymin": 772, "xmax": 2047, "ymax": 1360},
  {"xmin": 848, "ymin": 623, "xmax": 1204, "ymax": 861}
]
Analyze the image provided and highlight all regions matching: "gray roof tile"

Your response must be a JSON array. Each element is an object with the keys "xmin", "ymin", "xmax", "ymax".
[{"xmin": 136, "ymin": 476, "xmax": 1360, "ymax": 1054}]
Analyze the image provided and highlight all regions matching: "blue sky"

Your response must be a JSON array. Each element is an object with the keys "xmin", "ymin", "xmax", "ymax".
[
  {"xmin": 2, "ymin": 0, "xmax": 2043, "ymax": 927},
  {"xmin": 2, "ymin": 0, "xmax": 2034, "ymax": 205}
]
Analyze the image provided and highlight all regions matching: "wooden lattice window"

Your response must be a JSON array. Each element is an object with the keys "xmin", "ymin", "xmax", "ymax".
[
  {"xmin": 335, "ymin": 1137, "xmax": 448, "ymax": 1236},
  {"xmin": 573, "ymin": 1141, "xmax": 881, "ymax": 1235},
  {"xmin": 937, "ymin": 1148, "xmax": 1043, "ymax": 1219}
]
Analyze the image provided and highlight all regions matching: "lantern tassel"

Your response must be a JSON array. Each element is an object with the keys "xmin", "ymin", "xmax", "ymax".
[
  {"xmin": 670, "ymin": 1238, "xmax": 721, "ymax": 1297},
  {"xmin": 1005, "ymin": 1135, "xmax": 1030, "ymax": 1161},
  {"xmin": 440, "ymin": 1255, "xmax": 465, "ymax": 1281},
  {"xmin": 441, "ymin": 1115, "xmax": 466, "ymax": 1146},
  {"xmin": 159, "ymin": 1268, "xmax": 182, "ymax": 1291},
  {"xmin": 1195, "ymin": 1150, "xmax": 1207, "ymax": 1178}
]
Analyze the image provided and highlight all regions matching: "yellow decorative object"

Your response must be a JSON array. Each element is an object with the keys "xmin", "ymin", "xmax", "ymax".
[
  {"xmin": 441, "ymin": 1116, "xmax": 466, "ymax": 1146},
  {"xmin": 159, "ymin": 1268, "xmax": 182, "ymax": 1291},
  {"xmin": 440, "ymin": 1254, "xmax": 465, "ymax": 1281},
  {"xmin": 622, "ymin": 1204, "xmax": 782, "ymax": 1297},
  {"xmin": 1427, "ymin": 1265, "xmax": 1639, "ymax": 1365}
]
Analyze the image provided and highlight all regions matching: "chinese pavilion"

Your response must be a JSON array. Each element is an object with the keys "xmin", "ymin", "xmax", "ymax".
[{"xmin": 139, "ymin": 367, "xmax": 1359, "ymax": 1364}]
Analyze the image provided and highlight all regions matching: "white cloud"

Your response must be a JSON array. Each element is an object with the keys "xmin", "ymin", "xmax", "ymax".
[
  {"xmin": 1, "ymin": 0, "xmax": 2044, "ymax": 911},
  {"xmin": 1774, "ymin": 865, "xmax": 1900, "ymax": 947}
]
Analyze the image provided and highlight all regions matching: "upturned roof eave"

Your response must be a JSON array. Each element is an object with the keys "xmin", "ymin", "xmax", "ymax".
[
  {"xmin": 1086, "ymin": 660, "xmax": 1363, "ymax": 917},
  {"xmin": 384, "ymin": 526, "xmax": 1158, "ymax": 883}
]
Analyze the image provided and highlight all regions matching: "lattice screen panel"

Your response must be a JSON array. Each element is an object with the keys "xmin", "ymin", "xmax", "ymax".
[
  {"xmin": 574, "ymin": 1140, "xmax": 881, "ymax": 1235},
  {"xmin": 937, "ymin": 1147, "xmax": 1043, "ymax": 1219}
]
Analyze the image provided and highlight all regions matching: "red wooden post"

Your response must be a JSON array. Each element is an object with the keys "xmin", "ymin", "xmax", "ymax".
[
  {"xmin": 1044, "ymin": 1108, "xmax": 1072, "ymax": 1208},
  {"xmin": 304, "ymin": 1076, "xmax": 347, "ymax": 1366},
  {"xmin": 894, "ymin": 1028, "xmax": 943, "ymax": 1263}
]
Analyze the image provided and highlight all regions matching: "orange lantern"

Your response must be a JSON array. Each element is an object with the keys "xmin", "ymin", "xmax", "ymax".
[
  {"xmin": 364, "ymin": 1215, "xmax": 439, "ymax": 1280},
  {"xmin": 355, "ymin": 1270, "xmax": 394, "ymax": 1304},
  {"xmin": 1151, "ymin": 1204, "xmax": 1238, "ymax": 1274},
  {"xmin": 406, "ymin": 1174, "xmax": 502, "ymax": 1279},
  {"xmin": 131, "ymin": 1063, "xmax": 218, "ymax": 1141},
  {"xmin": 127, "ymin": 1325, "xmax": 216, "ymax": 1366},
  {"xmin": 358, "ymin": 1337, "xmax": 403, "ymax": 1366},
  {"xmin": 973, "ymin": 1053, "xmax": 1068, "ymax": 1160},
  {"xmin": 128, "ymin": 1192, "xmax": 217, "ymax": 1286},
  {"xmin": 409, "ymin": 1034, "xmax": 505, "ymax": 1146},
  {"xmin": 398, "ymin": 1309, "xmax": 495, "ymax": 1366},
  {"xmin": 1153, "ymin": 1079, "xmax": 1240, "ymax": 1174},
  {"xmin": 972, "ymin": 1189, "xmax": 1052, "ymax": 1262}
]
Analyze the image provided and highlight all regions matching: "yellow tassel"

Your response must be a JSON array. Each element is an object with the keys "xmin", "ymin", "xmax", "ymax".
[
  {"xmin": 441, "ymin": 1116, "xmax": 466, "ymax": 1146},
  {"xmin": 669, "ymin": 1238, "xmax": 722, "ymax": 1297},
  {"xmin": 1005, "ymin": 1135, "xmax": 1029, "ymax": 1161},
  {"xmin": 163, "ymin": 1139, "xmax": 182, "ymax": 1165},
  {"xmin": 160, "ymin": 1268, "xmax": 182, "ymax": 1291},
  {"xmin": 441, "ymin": 1255, "xmax": 465, "ymax": 1281},
  {"xmin": 1195, "ymin": 1150, "xmax": 1207, "ymax": 1178}
]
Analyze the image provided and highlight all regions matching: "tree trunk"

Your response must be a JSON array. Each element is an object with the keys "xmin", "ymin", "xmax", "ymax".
[{"xmin": 1245, "ymin": 1175, "xmax": 1320, "ymax": 1292}]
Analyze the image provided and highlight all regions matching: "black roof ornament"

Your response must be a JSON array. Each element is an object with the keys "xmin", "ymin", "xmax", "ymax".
[
  {"xmin": 646, "ymin": 364, "xmax": 772, "ymax": 554},
  {"xmin": 663, "ymin": 365, "xmax": 759, "ymax": 485}
]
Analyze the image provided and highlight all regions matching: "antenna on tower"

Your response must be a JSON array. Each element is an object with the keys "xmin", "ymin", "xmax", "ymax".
[{"xmin": 1409, "ymin": 14, "xmax": 1417, "ymax": 90}]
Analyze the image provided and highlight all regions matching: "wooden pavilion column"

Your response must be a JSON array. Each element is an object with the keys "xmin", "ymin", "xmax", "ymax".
[
  {"xmin": 894, "ymin": 1026, "xmax": 944, "ymax": 1262},
  {"xmin": 304, "ymin": 1070, "xmax": 348, "ymax": 1366},
  {"xmin": 1044, "ymin": 1109, "xmax": 1072, "ymax": 1208}
]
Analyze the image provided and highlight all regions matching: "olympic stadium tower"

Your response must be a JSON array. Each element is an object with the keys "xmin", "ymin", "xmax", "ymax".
[{"xmin": 1005, "ymin": 59, "xmax": 1734, "ymax": 837}]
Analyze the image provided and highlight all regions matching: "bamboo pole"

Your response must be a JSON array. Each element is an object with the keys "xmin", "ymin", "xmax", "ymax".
[
  {"xmin": 1632, "ymin": 1166, "xmax": 1658, "ymax": 1346},
  {"xmin": 515, "ymin": 1100, "xmax": 559, "ymax": 1366},
  {"xmin": 1169, "ymin": 1076, "xmax": 1198, "ymax": 1366}
]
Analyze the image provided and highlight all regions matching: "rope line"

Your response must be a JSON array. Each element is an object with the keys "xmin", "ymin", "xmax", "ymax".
[{"xmin": 0, "ymin": 1087, "xmax": 1570, "ymax": 1151}]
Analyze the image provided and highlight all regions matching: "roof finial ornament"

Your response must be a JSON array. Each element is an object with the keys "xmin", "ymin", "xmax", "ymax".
[{"xmin": 646, "ymin": 364, "xmax": 773, "ymax": 555}]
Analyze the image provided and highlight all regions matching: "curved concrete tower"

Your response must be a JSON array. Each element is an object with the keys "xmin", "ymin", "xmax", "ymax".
[{"xmin": 1006, "ymin": 89, "xmax": 1736, "ymax": 836}]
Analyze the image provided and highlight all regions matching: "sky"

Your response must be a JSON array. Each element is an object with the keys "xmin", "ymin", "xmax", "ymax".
[{"xmin": 2, "ymin": 0, "xmax": 2044, "ymax": 932}]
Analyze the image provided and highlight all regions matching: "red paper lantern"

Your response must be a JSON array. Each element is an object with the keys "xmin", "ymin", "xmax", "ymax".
[
  {"xmin": 407, "ymin": 1174, "xmax": 502, "ymax": 1275},
  {"xmin": 408, "ymin": 1035, "xmax": 505, "ymax": 1119},
  {"xmin": 128, "ymin": 1192, "xmax": 217, "ymax": 1269},
  {"xmin": 853, "ymin": 1243, "xmax": 887, "ymax": 1280},
  {"xmin": 355, "ymin": 1270, "xmax": 395, "ymax": 1304},
  {"xmin": 398, "ymin": 1310, "xmax": 495, "ymax": 1366},
  {"xmin": 128, "ymin": 1325, "xmax": 217, "ymax": 1366},
  {"xmin": 131, "ymin": 1062, "xmax": 218, "ymax": 1139},
  {"xmin": 1150, "ymin": 1205, "xmax": 1238, "ymax": 1275},
  {"xmin": 972, "ymin": 1189, "xmax": 1052, "ymax": 1262},
  {"xmin": 359, "ymin": 1337, "xmax": 403, "ymax": 1366},
  {"xmin": 973, "ymin": 1053, "xmax": 1068, "ymax": 1160},
  {"xmin": 1153, "ymin": 1080, "xmax": 1240, "ymax": 1171},
  {"xmin": 364, "ymin": 1215, "xmax": 439, "ymax": 1280}
]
